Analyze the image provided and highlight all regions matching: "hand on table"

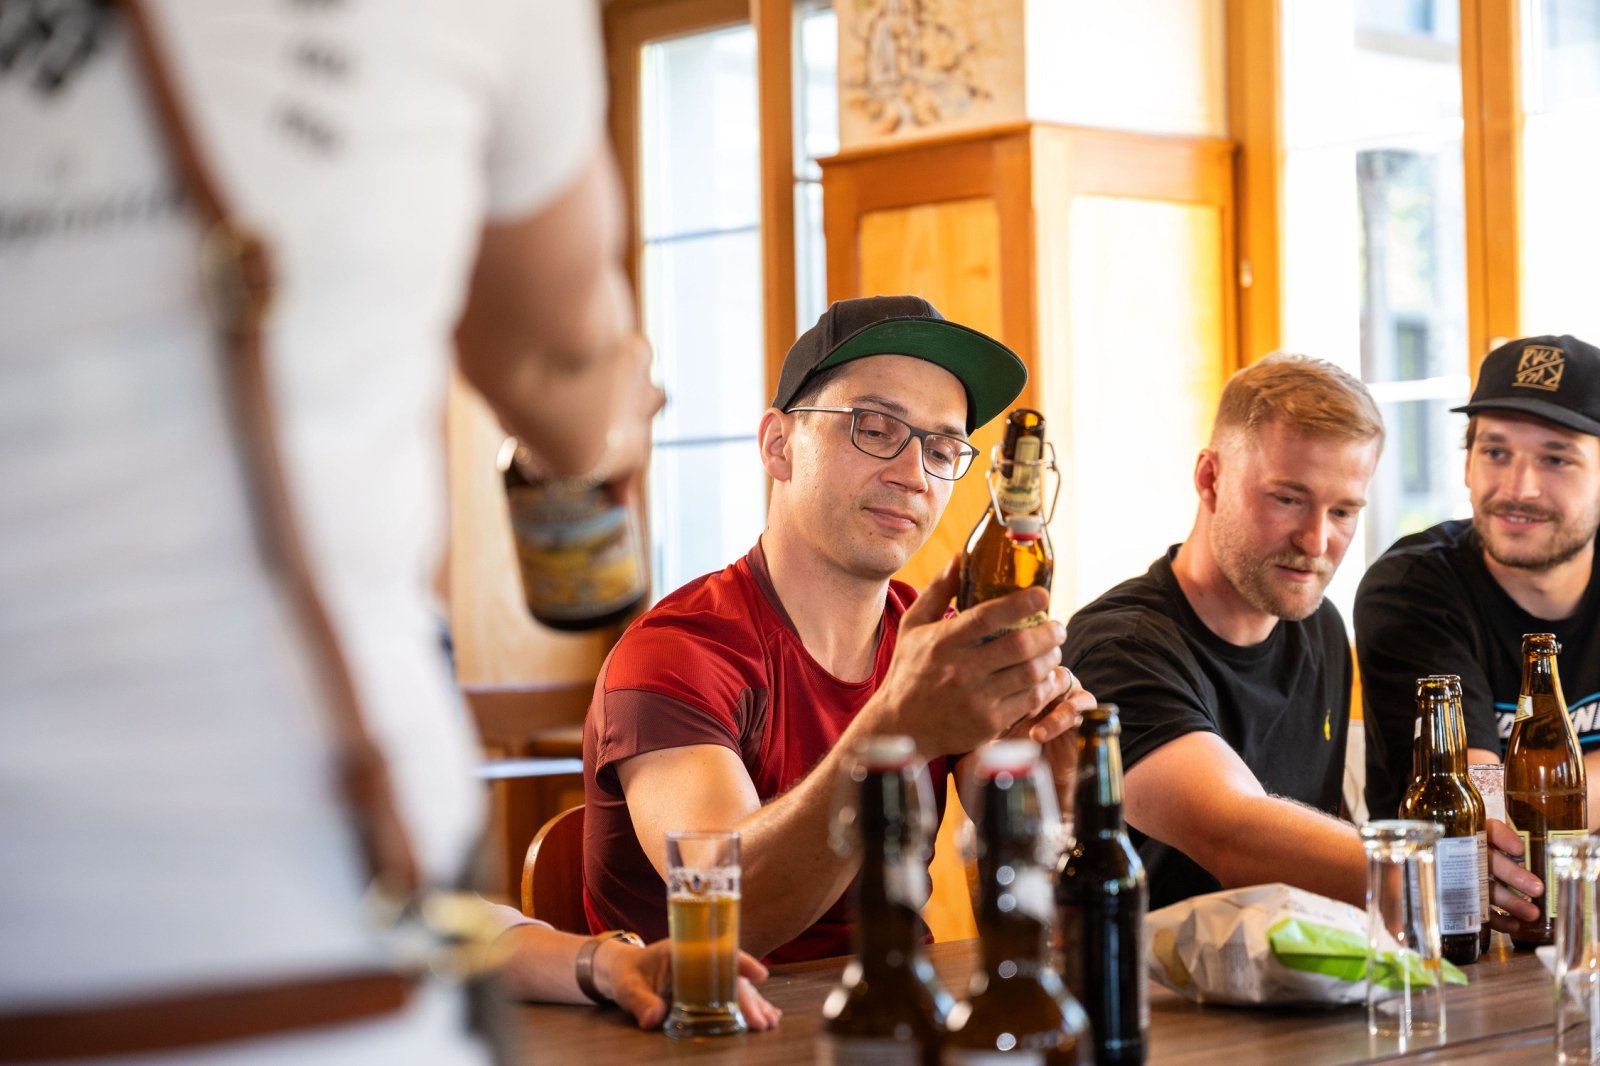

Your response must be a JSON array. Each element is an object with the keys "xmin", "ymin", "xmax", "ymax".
[{"xmin": 603, "ymin": 938, "xmax": 782, "ymax": 1031}]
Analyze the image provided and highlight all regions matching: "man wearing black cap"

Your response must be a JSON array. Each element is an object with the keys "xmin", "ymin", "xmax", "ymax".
[
  {"xmin": 581, "ymin": 295, "xmax": 1092, "ymax": 963},
  {"xmin": 1359, "ymin": 335, "xmax": 1600, "ymax": 827}
]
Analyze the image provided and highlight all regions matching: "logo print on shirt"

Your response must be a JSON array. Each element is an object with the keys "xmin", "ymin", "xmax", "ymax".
[
  {"xmin": 1514, "ymin": 345, "xmax": 1566, "ymax": 392},
  {"xmin": 1497, "ymin": 694, "xmax": 1600, "ymax": 749},
  {"xmin": 0, "ymin": 0, "xmax": 114, "ymax": 96}
]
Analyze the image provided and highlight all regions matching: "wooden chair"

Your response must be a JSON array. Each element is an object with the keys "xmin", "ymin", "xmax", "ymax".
[{"xmin": 521, "ymin": 804, "xmax": 588, "ymax": 932}]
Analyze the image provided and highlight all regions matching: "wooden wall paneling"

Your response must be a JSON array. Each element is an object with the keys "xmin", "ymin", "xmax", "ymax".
[
  {"xmin": 1460, "ymin": 0, "xmax": 1524, "ymax": 365},
  {"xmin": 858, "ymin": 196, "xmax": 1005, "ymax": 594},
  {"xmin": 1225, "ymin": 0, "xmax": 1283, "ymax": 370}
]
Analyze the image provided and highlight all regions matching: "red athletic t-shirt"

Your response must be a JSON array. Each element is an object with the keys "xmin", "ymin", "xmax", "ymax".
[{"xmin": 581, "ymin": 541, "xmax": 950, "ymax": 963}]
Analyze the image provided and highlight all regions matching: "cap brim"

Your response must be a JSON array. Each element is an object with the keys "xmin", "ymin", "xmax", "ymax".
[
  {"xmin": 814, "ymin": 318, "xmax": 1027, "ymax": 432},
  {"xmin": 1451, "ymin": 396, "xmax": 1600, "ymax": 437}
]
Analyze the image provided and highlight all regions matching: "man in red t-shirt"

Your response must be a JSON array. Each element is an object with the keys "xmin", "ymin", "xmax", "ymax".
[{"xmin": 582, "ymin": 295, "xmax": 1094, "ymax": 963}]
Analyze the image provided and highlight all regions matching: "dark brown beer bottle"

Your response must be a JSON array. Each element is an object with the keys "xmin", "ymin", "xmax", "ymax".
[
  {"xmin": 1056, "ymin": 705, "xmax": 1148, "ymax": 1065},
  {"xmin": 498, "ymin": 437, "xmax": 648, "ymax": 630},
  {"xmin": 819, "ymin": 737, "xmax": 951, "ymax": 1066},
  {"xmin": 1504, "ymin": 633, "xmax": 1588, "ymax": 949},
  {"xmin": 958, "ymin": 409, "xmax": 1052, "ymax": 625},
  {"xmin": 942, "ymin": 741, "xmax": 1089, "ymax": 1065},
  {"xmin": 1399, "ymin": 675, "xmax": 1488, "ymax": 964}
]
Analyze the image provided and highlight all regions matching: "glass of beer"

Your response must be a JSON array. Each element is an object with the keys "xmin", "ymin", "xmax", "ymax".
[{"xmin": 664, "ymin": 829, "xmax": 746, "ymax": 1038}]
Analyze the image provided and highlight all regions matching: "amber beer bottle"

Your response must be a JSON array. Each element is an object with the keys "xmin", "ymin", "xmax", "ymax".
[
  {"xmin": 1399, "ymin": 676, "xmax": 1488, "ymax": 965},
  {"xmin": 1504, "ymin": 633, "xmax": 1589, "ymax": 949},
  {"xmin": 958, "ymin": 409, "xmax": 1052, "ymax": 625},
  {"xmin": 943, "ymin": 741, "xmax": 1089, "ymax": 1065},
  {"xmin": 819, "ymin": 737, "xmax": 951, "ymax": 1066},
  {"xmin": 498, "ymin": 437, "xmax": 648, "ymax": 630},
  {"xmin": 1056, "ymin": 705, "xmax": 1148, "ymax": 1065}
]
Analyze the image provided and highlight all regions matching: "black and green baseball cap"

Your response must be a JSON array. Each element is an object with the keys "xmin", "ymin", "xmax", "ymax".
[{"xmin": 771, "ymin": 295, "xmax": 1027, "ymax": 433}]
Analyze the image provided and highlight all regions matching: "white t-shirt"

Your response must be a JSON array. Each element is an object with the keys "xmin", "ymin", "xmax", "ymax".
[{"xmin": 0, "ymin": 1, "xmax": 602, "ymax": 1061}]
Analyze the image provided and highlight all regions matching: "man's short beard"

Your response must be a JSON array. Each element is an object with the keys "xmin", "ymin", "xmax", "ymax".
[{"xmin": 1475, "ymin": 506, "xmax": 1600, "ymax": 573}]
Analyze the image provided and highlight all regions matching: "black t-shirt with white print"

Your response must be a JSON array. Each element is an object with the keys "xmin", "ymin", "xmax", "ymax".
[
  {"xmin": 1062, "ymin": 548, "xmax": 1353, "ymax": 910},
  {"xmin": 1356, "ymin": 518, "xmax": 1600, "ymax": 820}
]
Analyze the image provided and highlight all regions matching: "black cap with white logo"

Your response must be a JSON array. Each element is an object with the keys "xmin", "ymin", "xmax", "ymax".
[{"xmin": 1453, "ymin": 334, "xmax": 1600, "ymax": 437}]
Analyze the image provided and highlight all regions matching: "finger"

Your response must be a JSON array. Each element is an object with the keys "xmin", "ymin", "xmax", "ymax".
[
  {"xmin": 960, "ymin": 620, "xmax": 1065, "ymax": 685},
  {"xmin": 988, "ymin": 648, "xmax": 1070, "ymax": 712},
  {"xmin": 947, "ymin": 586, "xmax": 1052, "ymax": 642},
  {"xmin": 1489, "ymin": 880, "xmax": 1540, "ymax": 923},
  {"xmin": 612, "ymin": 975, "xmax": 668, "ymax": 1030},
  {"xmin": 736, "ymin": 977, "xmax": 782, "ymax": 1031},
  {"xmin": 1026, "ymin": 680, "xmax": 1083, "ymax": 742},
  {"xmin": 1490, "ymin": 848, "xmax": 1543, "ymax": 907},
  {"xmin": 902, "ymin": 557, "xmax": 961, "ymax": 629},
  {"xmin": 1486, "ymin": 818, "xmax": 1523, "ymax": 858},
  {"xmin": 735, "ymin": 951, "xmax": 770, "ymax": 984}
]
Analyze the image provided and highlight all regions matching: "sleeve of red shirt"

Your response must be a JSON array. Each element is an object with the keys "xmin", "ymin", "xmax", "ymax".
[{"xmin": 589, "ymin": 619, "xmax": 758, "ymax": 788}]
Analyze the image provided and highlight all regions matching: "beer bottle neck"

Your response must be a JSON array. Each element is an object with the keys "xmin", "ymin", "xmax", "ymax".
[
  {"xmin": 851, "ymin": 776, "xmax": 926, "ymax": 974},
  {"xmin": 1521, "ymin": 650, "xmax": 1567, "ymax": 710},
  {"xmin": 1072, "ymin": 732, "xmax": 1127, "ymax": 835},
  {"xmin": 975, "ymin": 780, "xmax": 1052, "ymax": 974},
  {"xmin": 1417, "ymin": 695, "xmax": 1467, "ymax": 776}
]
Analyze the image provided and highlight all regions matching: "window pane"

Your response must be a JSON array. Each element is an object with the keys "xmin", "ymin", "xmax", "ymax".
[
  {"xmin": 648, "ymin": 440, "xmax": 767, "ymax": 599},
  {"xmin": 795, "ymin": 181, "xmax": 828, "ymax": 331},
  {"xmin": 1524, "ymin": 0, "xmax": 1600, "ymax": 109},
  {"xmin": 641, "ymin": 26, "xmax": 761, "ymax": 239},
  {"xmin": 1365, "ymin": 398, "xmax": 1470, "ymax": 556},
  {"xmin": 1521, "ymin": 0, "xmax": 1600, "ymax": 339},
  {"xmin": 642, "ymin": 229, "xmax": 764, "ymax": 443},
  {"xmin": 795, "ymin": 4, "xmax": 839, "ymax": 176},
  {"xmin": 1281, "ymin": 0, "xmax": 1470, "ymax": 616}
]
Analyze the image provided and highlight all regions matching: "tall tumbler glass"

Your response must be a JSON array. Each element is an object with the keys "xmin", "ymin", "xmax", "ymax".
[
  {"xmin": 1552, "ymin": 836, "xmax": 1600, "ymax": 1064},
  {"xmin": 664, "ymin": 830, "xmax": 746, "ymax": 1037},
  {"xmin": 1360, "ymin": 820, "xmax": 1447, "ymax": 1039}
]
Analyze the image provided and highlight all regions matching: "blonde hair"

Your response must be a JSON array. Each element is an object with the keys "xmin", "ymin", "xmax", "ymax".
[{"xmin": 1211, "ymin": 352, "xmax": 1385, "ymax": 451}]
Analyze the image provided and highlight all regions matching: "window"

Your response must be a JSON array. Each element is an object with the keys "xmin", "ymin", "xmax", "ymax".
[
  {"xmin": 640, "ymin": 24, "xmax": 767, "ymax": 598},
  {"xmin": 1280, "ymin": 0, "xmax": 1472, "ymax": 614},
  {"xmin": 615, "ymin": 1, "xmax": 838, "ymax": 599},
  {"xmin": 1521, "ymin": 0, "xmax": 1600, "ymax": 339},
  {"xmin": 794, "ymin": 1, "xmax": 838, "ymax": 330}
]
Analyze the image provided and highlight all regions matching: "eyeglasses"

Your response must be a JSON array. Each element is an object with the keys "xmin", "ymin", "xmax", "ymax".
[{"xmin": 786, "ymin": 406, "xmax": 978, "ymax": 480}]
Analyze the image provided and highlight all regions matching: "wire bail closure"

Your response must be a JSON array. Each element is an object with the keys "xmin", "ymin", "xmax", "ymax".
[{"xmin": 984, "ymin": 440, "xmax": 1061, "ymax": 529}]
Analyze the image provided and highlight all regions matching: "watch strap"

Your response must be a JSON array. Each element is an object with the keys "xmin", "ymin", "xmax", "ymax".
[{"xmin": 574, "ymin": 931, "xmax": 645, "ymax": 1005}]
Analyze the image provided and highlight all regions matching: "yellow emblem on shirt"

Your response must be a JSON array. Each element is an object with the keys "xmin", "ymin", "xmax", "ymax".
[{"xmin": 1323, "ymin": 708, "xmax": 1332, "ymax": 741}]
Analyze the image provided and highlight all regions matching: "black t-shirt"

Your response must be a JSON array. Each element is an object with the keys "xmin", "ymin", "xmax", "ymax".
[
  {"xmin": 1354, "ymin": 519, "xmax": 1600, "ymax": 819},
  {"xmin": 1062, "ymin": 548, "xmax": 1353, "ymax": 910}
]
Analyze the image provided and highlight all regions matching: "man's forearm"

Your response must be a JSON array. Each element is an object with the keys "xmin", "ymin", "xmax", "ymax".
[
  {"xmin": 1166, "ymin": 794, "xmax": 1366, "ymax": 907},
  {"xmin": 731, "ymin": 740, "xmax": 866, "ymax": 956}
]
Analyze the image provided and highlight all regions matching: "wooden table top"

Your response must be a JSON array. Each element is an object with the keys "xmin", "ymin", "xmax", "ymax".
[{"xmin": 514, "ymin": 935, "xmax": 1559, "ymax": 1064}]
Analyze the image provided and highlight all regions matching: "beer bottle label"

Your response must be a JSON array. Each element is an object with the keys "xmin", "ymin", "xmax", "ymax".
[
  {"xmin": 507, "ymin": 483, "xmax": 647, "ymax": 620},
  {"xmin": 1434, "ymin": 834, "xmax": 1484, "ymax": 935},
  {"xmin": 1515, "ymin": 695, "xmax": 1534, "ymax": 721},
  {"xmin": 816, "ymin": 1035, "xmax": 923, "ymax": 1066},
  {"xmin": 1546, "ymin": 828, "xmax": 1592, "ymax": 919},
  {"xmin": 1478, "ymin": 831, "xmax": 1491, "ymax": 925}
]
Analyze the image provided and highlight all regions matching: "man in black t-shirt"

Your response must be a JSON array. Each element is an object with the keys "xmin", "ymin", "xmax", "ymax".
[
  {"xmin": 1063, "ymin": 354, "xmax": 1384, "ymax": 910},
  {"xmin": 1358, "ymin": 335, "xmax": 1600, "ymax": 828},
  {"xmin": 1064, "ymin": 354, "xmax": 1544, "ymax": 924}
]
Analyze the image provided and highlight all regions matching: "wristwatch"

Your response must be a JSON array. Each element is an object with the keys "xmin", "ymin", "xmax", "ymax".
[{"xmin": 575, "ymin": 930, "xmax": 645, "ymax": 1005}]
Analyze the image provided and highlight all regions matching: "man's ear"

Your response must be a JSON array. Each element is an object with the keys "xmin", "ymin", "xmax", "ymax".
[
  {"xmin": 759, "ymin": 409, "xmax": 793, "ymax": 481},
  {"xmin": 1194, "ymin": 447, "xmax": 1221, "ymax": 511}
]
